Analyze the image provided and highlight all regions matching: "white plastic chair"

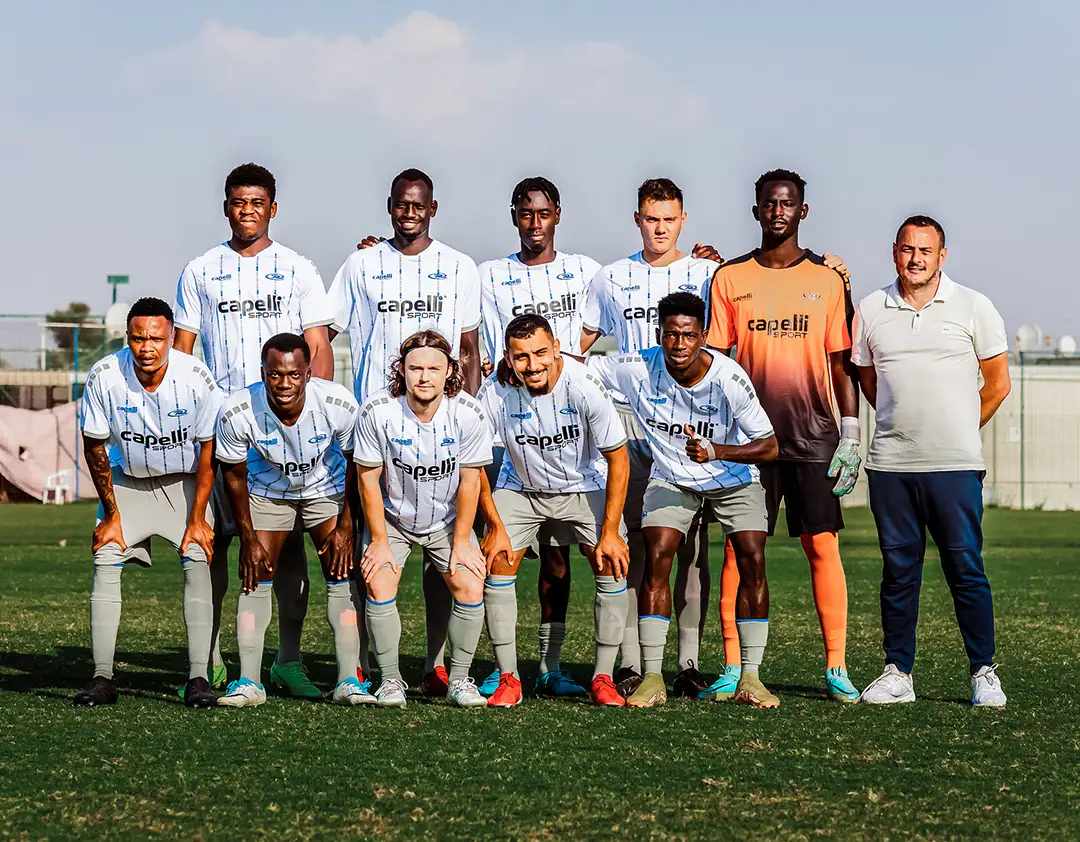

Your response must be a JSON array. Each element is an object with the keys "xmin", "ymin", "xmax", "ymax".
[{"xmin": 42, "ymin": 469, "xmax": 73, "ymax": 505}]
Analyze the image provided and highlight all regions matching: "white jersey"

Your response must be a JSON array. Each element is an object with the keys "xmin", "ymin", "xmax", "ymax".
[
  {"xmin": 173, "ymin": 241, "xmax": 335, "ymax": 393},
  {"xmin": 215, "ymin": 378, "xmax": 358, "ymax": 500},
  {"xmin": 81, "ymin": 348, "xmax": 223, "ymax": 479},
  {"xmin": 479, "ymin": 252, "xmax": 601, "ymax": 360},
  {"xmin": 354, "ymin": 390, "xmax": 493, "ymax": 535},
  {"xmin": 328, "ymin": 239, "xmax": 482, "ymax": 402},
  {"xmin": 477, "ymin": 355, "xmax": 626, "ymax": 494},
  {"xmin": 595, "ymin": 346, "xmax": 774, "ymax": 490}
]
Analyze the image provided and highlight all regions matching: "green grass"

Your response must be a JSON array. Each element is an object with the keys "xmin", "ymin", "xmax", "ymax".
[{"xmin": 1, "ymin": 504, "xmax": 1078, "ymax": 841}]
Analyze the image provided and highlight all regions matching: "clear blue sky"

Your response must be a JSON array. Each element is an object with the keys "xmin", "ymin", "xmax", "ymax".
[{"xmin": 2, "ymin": 1, "xmax": 1076, "ymax": 340}]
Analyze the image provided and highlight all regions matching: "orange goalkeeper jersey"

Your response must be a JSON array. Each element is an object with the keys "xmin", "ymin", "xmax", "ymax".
[{"xmin": 706, "ymin": 250, "xmax": 852, "ymax": 462}]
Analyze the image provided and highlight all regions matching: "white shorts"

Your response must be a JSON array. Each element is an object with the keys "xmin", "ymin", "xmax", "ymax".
[
  {"xmin": 493, "ymin": 488, "xmax": 626, "ymax": 552},
  {"xmin": 641, "ymin": 479, "xmax": 767, "ymax": 536}
]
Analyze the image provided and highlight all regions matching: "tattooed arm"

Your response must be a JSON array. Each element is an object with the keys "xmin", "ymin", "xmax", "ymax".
[{"xmin": 84, "ymin": 435, "xmax": 126, "ymax": 553}]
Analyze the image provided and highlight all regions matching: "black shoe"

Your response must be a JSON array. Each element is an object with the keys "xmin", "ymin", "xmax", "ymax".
[
  {"xmin": 74, "ymin": 676, "xmax": 118, "ymax": 707},
  {"xmin": 183, "ymin": 677, "xmax": 216, "ymax": 709},
  {"xmin": 614, "ymin": 667, "xmax": 643, "ymax": 699},
  {"xmin": 672, "ymin": 661, "xmax": 709, "ymax": 699}
]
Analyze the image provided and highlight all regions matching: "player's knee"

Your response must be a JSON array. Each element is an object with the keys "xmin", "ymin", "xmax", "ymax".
[
  {"xmin": 367, "ymin": 571, "xmax": 399, "ymax": 604},
  {"xmin": 489, "ymin": 551, "xmax": 519, "ymax": 576},
  {"xmin": 452, "ymin": 575, "xmax": 484, "ymax": 606}
]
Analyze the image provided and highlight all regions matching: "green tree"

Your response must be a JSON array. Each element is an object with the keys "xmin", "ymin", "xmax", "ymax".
[{"xmin": 45, "ymin": 302, "xmax": 107, "ymax": 371}]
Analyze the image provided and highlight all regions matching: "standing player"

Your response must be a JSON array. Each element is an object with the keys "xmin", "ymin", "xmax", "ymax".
[
  {"xmin": 478, "ymin": 314, "xmax": 631, "ymax": 708},
  {"xmin": 474, "ymin": 176, "xmax": 602, "ymax": 698},
  {"xmin": 579, "ymin": 178, "xmax": 721, "ymax": 698},
  {"xmin": 74, "ymin": 298, "xmax": 222, "ymax": 709},
  {"xmin": 705, "ymin": 170, "xmax": 861, "ymax": 703},
  {"xmin": 354, "ymin": 331, "xmax": 493, "ymax": 708},
  {"xmin": 329, "ymin": 168, "xmax": 482, "ymax": 697},
  {"xmin": 214, "ymin": 334, "xmax": 368, "ymax": 708},
  {"xmin": 173, "ymin": 163, "xmax": 336, "ymax": 699},
  {"xmin": 602, "ymin": 293, "xmax": 780, "ymax": 708}
]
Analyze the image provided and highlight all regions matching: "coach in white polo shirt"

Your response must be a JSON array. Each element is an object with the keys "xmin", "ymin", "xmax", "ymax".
[{"xmin": 851, "ymin": 215, "xmax": 1011, "ymax": 708}]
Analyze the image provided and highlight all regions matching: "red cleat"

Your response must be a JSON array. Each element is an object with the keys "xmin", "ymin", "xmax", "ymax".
[
  {"xmin": 487, "ymin": 672, "xmax": 523, "ymax": 707},
  {"xmin": 420, "ymin": 665, "xmax": 450, "ymax": 697},
  {"xmin": 591, "ymin": 674, "xmax": 626, "ymax": 707}
]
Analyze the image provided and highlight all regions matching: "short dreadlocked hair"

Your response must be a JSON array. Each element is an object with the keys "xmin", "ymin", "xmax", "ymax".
[{"xmin": 511, "ymin": 176, "xmax": 560, "ymax": 210}]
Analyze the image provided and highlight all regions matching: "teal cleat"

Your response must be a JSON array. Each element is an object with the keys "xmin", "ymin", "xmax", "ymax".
[
  {"xmin": 826, "ymin": 667, "xmax": 860, "ymax": 703},
  {"xmin": 698, "ymin": 665, "xmax": 742, "ymax": 702},
  {"xmin": 478, "ymin": 670, "xmax": 501, "ymax": 698},
  {"xmin": 535, "ymin": 670, "xmax": 587, "ymax": 697}
]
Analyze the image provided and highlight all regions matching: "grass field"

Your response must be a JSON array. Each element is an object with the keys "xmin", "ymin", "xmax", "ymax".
[{"xmin": 1, "ymin": 503, "xmax": 1078, "ymax": 840}]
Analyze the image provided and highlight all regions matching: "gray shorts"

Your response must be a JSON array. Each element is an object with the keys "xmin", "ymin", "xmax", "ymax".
[
  {"xmin": 249, "ymin": 493, "xmax": 344, "ymax": 532},
  {"xmin": 641, "ymin": 478, "xmax": 767, "ymax": 536},
  {"xmin": 486, "ymin": 446, "xmax": 571, "ymax": 548},
  {"xmin": 616, "ymin": 403, "xmax": 653, "ymax": 532},
  {"xmin": 493, "ymin": 488, "xmax": 626, "ymax": 552},
  {"xmin": 94, "ymin": 467, "xmax": 214, "ymax": 567},
  {"xmin": 362, "ymin": 519, "xmax": 479, "ymax": 575}
]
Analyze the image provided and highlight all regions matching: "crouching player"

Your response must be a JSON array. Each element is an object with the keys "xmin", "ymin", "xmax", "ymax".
[
  {"xmin": 75, "ymin": 297, "xmax": 223, "ymax": 708},
  {"xmin": 215, "ymin": 333, "xmax": 368, "ymax": 708},
  {"xmin": 355, "ymin": 331, "xmax": 493, "ymax": 708}
]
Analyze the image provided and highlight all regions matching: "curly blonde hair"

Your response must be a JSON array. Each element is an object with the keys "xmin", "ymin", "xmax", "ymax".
[{"xmin": 388, "ymin": 330, "xmax": 463, "ymax": 398}]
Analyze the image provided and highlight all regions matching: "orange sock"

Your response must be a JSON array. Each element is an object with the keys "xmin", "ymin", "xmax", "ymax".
[
  {"xmin": 720, "ymin": 540, "xmax": 740, "ymax": 667},
  {"xmin": 800, "ymin": 531, "xmax": 848, "ymax": 670}
]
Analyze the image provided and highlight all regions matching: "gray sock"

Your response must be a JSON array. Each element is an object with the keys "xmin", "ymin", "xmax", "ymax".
[
  {"xmin": 236, "ymin": 582, "xmax": 273, "ymax": 683},
  {"xmin": 484, "ymin": 575, "xmax": 518, "ymax": 676},
  {"xmin": 675, "ymin": 524, "xmax": 710, "ymax": 671},
  {"xmin": 208, "ymin": 533, "xmax": 231, "ymax": 670},
  {"xmin": 538, "ymin": 622, "xmax": 566, "ymax": 675},
  {"xmin": 448, "ymin": 599, "xmax": 485, "ymax": 682},
  {"xmin": 639, "ymin": 615, "xmax": 670, "ymax": 676},
  {"xmin": 348, "ymin": 579, "xmax": 371, "ymax": 674},
  {"xmin": 274, "ymin": 534, "xmax": 308, "ymax": 665},
  {"xmin": 327, "ymin": 581, "xmax": 360, "ymax": 684},
  {"xmin": 594, "ymin": 576, "xmax": 629, "ymax": 678},
  {"xmin": 737, "ymin": 619, "xmax": 769, "ymax": 675},
  {"xmin": 90, "ymin": 563, "xmax": 123, "ymax": 680},
  {"xmin": 620, "ymin": 532, "xmax": 645, "ymax": 673},
  {"xmin": 182, "ymin": 559, "xmax": 213, "ymax": 681},
  {"xmin": 365, "ymin": 597, "xmax": 402, "ymax": 682},
  {"xmin": 423, "ymin": 557, "xmax": 451, "ymax": 673}
]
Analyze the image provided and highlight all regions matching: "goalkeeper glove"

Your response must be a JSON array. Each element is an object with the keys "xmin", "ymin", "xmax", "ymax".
[{"xmin": 827, "ymin": 417, "xmax": 862, "ymax": 497}]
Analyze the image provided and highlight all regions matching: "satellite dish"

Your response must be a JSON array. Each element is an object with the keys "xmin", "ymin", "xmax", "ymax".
[
  {"xmin": 105, "ymin": 302, "xmax": 130, "ymax": 340},
  {"xmin": 1059, "ymin": 335, "xmax": 1077, "ymax": 355},
  {"xmin": 1015, "ymin": 323, "xmax": 1044, "ymax": 352}
]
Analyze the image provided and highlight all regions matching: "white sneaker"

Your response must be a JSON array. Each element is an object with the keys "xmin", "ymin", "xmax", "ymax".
[
  {"xmin": 447, "ymin": 677, "xmax": 487, "ymax": 708},
  {"xmin": 217, "ymin": 678, "xmax": 267, "ymax": 708},
  {"xmin": 374, "ymin": 677, "xmax": 408, "ymax": 708},
  {"xmin": 971, "ymin": 664, "xmax": 1007, "ymax": 708},
  {"xmin": 333, "ymin": 677, "xmax": 377, "ymax": 706},
  {"xmin": 859, "ymin": 664, "xmax": 915, "ymax": 704}
]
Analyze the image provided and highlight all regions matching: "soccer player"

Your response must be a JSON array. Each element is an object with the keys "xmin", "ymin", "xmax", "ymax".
[
  {"xmin": 74, "ymin": 297, "xmax": 222, "ymax": 708},
  {"xmin": 329, "ymin": 168, "xmax": 482, "ymax": 697},
  {"xmin": 853, "ymin": 216, "xmax": 1010, "ymax": 707},
  {"xmin": 578, "ymin": 178, "xmax": 721, "ymax": 699},
  {"xmin": 600, "ymin": 292, "xmax": 780, "ymax": 708},
  {"xmin": 705, "ymin": 169, "xmax": 862, "ymax": 703},
  {"xmin": 478, "ymin": 314, "xmax": 631, "ymax": 707},
  {"xmin": 354, "ymin": 331, "xmax": 493, "ymax": 708},
  {"xmin": 214, "ymin": 333, "xmax": 368, "ymax": 708},
  {"xmin": 173, "ymin": 163, "xmax": 336, "ymax": 699},
  {"xmin": 474, "ymin": 176, "xmax": 603, "ymax": 698}
]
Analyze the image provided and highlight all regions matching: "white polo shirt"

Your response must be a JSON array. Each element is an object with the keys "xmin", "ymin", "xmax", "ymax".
[{"xmin": 851, "ymin": 273, "xmax": 1008, "ymax": 472}]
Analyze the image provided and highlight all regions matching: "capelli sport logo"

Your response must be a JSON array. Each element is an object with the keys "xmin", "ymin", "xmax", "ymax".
[
  {"xmin": 372, "ymin": 272, "xmax": 394, "ymax": 281},
  {"xmin": 515, "ymin": 423, "xmax": 581, "ymax": 452},
  {"xmin": 501, "ymin": 278, "xmax": 522, "ymax": 287},
  {"xmin": 512, "ymin": 293, "xmax": 578, "ymax": 321},
  {"xmin": 118, "ymin": 405, "xmax": 138, "ymax": 413},
  {"xmin": 746, "ymin": 314, "xmax": 810, "ymax": 339},
  {"xmin": 378, "ymin": 295, "xmax": 444, "ymax": 318},
  {"xmin": 121, "ymin": 428, "xmax": 189, "ymax": 450},
  {"xmin": 391, "ymin": 437, "xmax": 414, "ymax": 446},
  {"xmin": 218, "ymin": 294, "xmax": 284, "ymax": 319}
]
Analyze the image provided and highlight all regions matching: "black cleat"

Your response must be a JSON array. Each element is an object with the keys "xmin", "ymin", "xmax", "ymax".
[
  {"xmin": 74, "ymin": 676, "xmax": 118, "ymax": 707},
  {"xmin": 614, "ymin": 667, "xmax": 643, "ymax": 699},
  {"xmin": 183, "ymin": 677, "xmax": 216, "ymax": 709},
  {"xmin": 672, "ymin": 661, "xmax": 709, "ymax": 699}
]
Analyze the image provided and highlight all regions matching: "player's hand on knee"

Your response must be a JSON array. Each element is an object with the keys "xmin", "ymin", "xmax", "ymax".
[
  {"xmin": 481, "ymin": 524, "xmax": 514, "ymax": 569},
  {"xmin": 449, "ymin": 542, "xmax": 487, "ymax": 582},
  {"xmin": 92, "ymin": 513, "xmax": 127, "ymax": 555},
  {"xmin": 180, "ymin": 516, "xmax": 215, "ymax": 564},
  {"xmin": 360, "ymin": 539, "xmax": 398, "ymax": 583},
  {"xmin": 238, "ymin": 539, "xmax": 269, "ymax": 594},
  {"xmin": 594, "ymin": 530, "xmax": 630, "ymax": 580},
  {"xmin": 320, "ymin": 524, "xmax": 355, "ymax": 581}
]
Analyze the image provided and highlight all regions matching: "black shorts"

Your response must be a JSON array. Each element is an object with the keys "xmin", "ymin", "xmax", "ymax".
[{"xmin": 760, "ymin": 461, "xmax": 844, "ymax": 538}]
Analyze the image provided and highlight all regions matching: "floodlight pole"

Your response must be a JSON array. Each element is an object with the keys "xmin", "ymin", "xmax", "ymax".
[{"xmin": 74, "ymin": 325, "xmax": 80, "ymax": 499}]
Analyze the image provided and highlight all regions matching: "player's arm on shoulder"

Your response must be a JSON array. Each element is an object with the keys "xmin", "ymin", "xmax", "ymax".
[
  {"xmin": 304, "ymin": 326, "xmax": 333, "ymax": 380},
  {"xmin": 579, "ymin": 266, "xmax": 608, "ymax": 354},
  {"xmin": 173, "ymin": 265, "xmax": 201, "ymax": 353},
  {"xmin": 459, "ymin": 328, "xmax": 481, "ymax": 395},
  {"xmin": 704, "ymin": 267, "xmax": 735, "ymax": 351},
  {"xmin": 822, "ymin": 252, "xmax": 851, "ymax": 282}
]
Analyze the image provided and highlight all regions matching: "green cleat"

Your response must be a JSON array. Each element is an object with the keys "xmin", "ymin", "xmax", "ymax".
[
  {"xmin": 269, "ymin": 659, "xmax": 322, "ymax": 699},
  {"xmin": 699, "ymin": 664, "xmax": 742, "ymax": 702},
  {"xmin": 734, "ymin": 672, "xmax": 780, "ymax": 709},
  {"xmin": 825, "ymin": 667, "xmax": 860, "ymax": 703},
  {"xmin": 626, "ymin": 672, "xmax": 667, "ymax": 708}
]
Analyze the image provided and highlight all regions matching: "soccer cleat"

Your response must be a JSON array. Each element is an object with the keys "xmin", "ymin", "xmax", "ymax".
[
  {"xmin": 672, "ymin": 660, "xmax": 709, "ymax": 698},
  {"xmin": 210, "ymin": 663, "xmax": 228, "ymax": 689},
  {"xmin": 74, "ymin": 676, "xmax": 118, "ymax": 707},
  {"xmin": 859, "ymin": 664, "xmax": 915, "ymax": 705},
  {"xmin": 487, "ymin": 672, "xmax": 523, "ymax": 708},
  {"xmin": 971, "ymin": 664, "xmax": 1007, "ymax": 708},
  {"xmin": 699, "ymin": 665, "xmax": 742, "ymax": 702},
  {"xmin": 420, "ymin": 665, "xmax": 450, "ymax": 697},
  {"xmin": 614, "ymin": 667, "xmax": 643, "ymax": 699},
  {"xmin": 447, "ymin": 677, "xmax": 488, "ymax": 708},
  {"xmin": 333, "ymin": 677, "xmax": 376, "ymax": 706},
  {"xmin": 826, "ymin": 667, "xmax": 861, "ymax": 703},
  {"xmin": 535, "ymin": 670, "xmax": 588, "ymax": 697},
  {"xmin": 590, "ymin": 674, "xmax": 626, "ymax": 707},
  {"xmin": 626, "ymin": 673, "xmax": 667, "ymax": 708},
  {"xmin": 269, "ymin": 659, "xmax": 322, "ymax": 699},
  {"xmin": 356, "ymin": 667, "xmax": 375, "ymax": 696},
  {"xmin": 183, "ymin": 677, "xmax": 216, "ymax": 709},
  {"xmin": 477, "ymin": 669, "xmax": 501, "ymax": 698},
  {"xmin": 375, "ymin": 677, "xmax": 408, "ymax": 708},
  {"xmin": 734, "ymin": 672, "xmax": 781, "ymax": 709},
  {"xmin": 217, "ymin": 678, "xmax": 267, "ymax": 708}
]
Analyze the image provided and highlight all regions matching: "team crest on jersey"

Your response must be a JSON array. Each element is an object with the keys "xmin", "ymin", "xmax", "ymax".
[
  {"xmin": 391, "ymin": 437, "xmax": 414, "ymax": 446},
  {"xmin": 257, "ymin": 438, "xmax": 279, "ymax": 446},
  {"xmin": 168, "ymin": 409, "xmax": 189, "ymax": 417},
  {"xmin": 645, "ymin": 396, "xmax": 667, "ymax": 405},
  {"xmin": 441, "ymin": 437, "xmax": 456, "ymax": 446},
  {"xmin": 501, "ymin": 278, "xmax": 522, "ymax": 286},
  {"xmin": 212, "ymin": 274, "xmax": 232, "ymax": 282},
  {"xmin": 428, "ymin": 271, "xmax": 448, "ymax": 280},
  {"xmin": 265, "ymin": 273, "xmax": 285, "ymax": 281},
  {"xmin": 698, "ymin": 404, "xmax": 719, "ymax": 413},
  {"xmin": 118, "ymin": 405, "xmax": 138, "ymax": 413},
  {"xmin": 308, "ymin": 433, "xmax": 329, "ymax": 444},
  {"xmin": 558, "ymin": 407, "xmax": 579, "ymax": 416},
  {"xmin": 510, "ymin": 412, "xmax": 533, "ymax": 420},
  {"xmin": 802, "ymin": 292, "xmax": 821, "ymax": 300},
  {"xmin": 372, "ymin": 272, "xmax": 394, "ymax": 281},
  {"xmin": 679, "ymin": 284, "xmax": 699, "ymax": 292},
  {"xmin": 556, "ymin": 272, "xmax": 575, "ymax": 280}
]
